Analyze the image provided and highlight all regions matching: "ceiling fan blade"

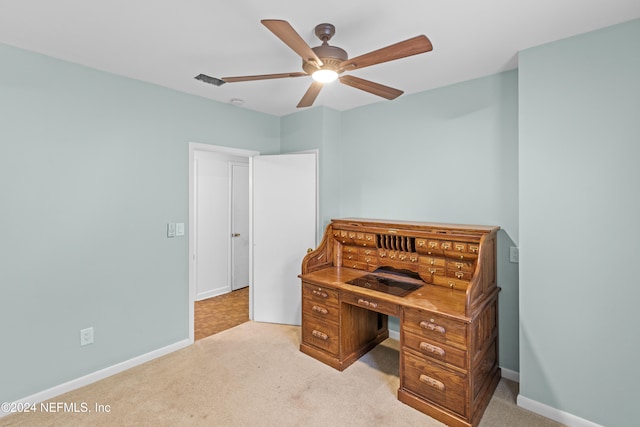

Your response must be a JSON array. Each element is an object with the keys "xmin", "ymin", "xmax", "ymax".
[
  {"xmin": 261, "ymin": 19, "xmax": 323, "ymax": 67},
  {"xmin": 340, "ymin": 35, "xmax": 433, "ymax": 71},
  {"xmin": 221, "ymin": 72, "xmax": 307, "ymax": 83},
  {"xmin": 339, "ymin": 75, "xmax": 403, "ymax": 100},
  {"xmin": 297, "ymin": 81, "xmax": 323, "ymax": 108}
]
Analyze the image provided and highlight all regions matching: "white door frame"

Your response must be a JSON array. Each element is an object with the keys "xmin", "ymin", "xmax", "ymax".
[{"xmin": 188, "ymin": 142, "xmax": 259, "ymax": 344}]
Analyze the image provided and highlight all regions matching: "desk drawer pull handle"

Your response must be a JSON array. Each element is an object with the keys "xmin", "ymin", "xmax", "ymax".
[
  {"xmin": 312, "ymin": 305, "xmax": 328, "ymax": 315},
  {"xmin": 311, "ymin": 330, "xmax": 328, "ymax": 340},
  {"xmin": 419, "ymin": 321, "xmax": 446, "ymax": 334},
  {"xmin": 419, "ymin": 374, "xmax": 445, "ymax": 391},
  {"xmin": 419, "ymin": 342, "xmax": 445, "ymax": 357},
  {"xmin": 312, "ymin": 290, "xmax": 328, "ymax": 298},
  {"xmin": 357, "ymin": 298, "xmax": 378, "ymax": 309}
]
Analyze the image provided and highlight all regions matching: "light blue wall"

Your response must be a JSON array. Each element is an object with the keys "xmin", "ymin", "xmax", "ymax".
[
  {"xmin": 339, "ymin": 71, "xmax": 520, "ymax": 372},
  {"xmin": 281, "ymin": 106, "xmax": 342, "ymax": 238},
  {"xmin": 519, "ymin": 19, "xmax": 640, "ymax": 426},
  {"xmin": 1, "ymin": 38, "xmax": 520, "ymax": 405},
  {"xmin": 0, "ymin": 43, "xmax": 280, "ymax": 403},
  {"xmin": 11, "ymin": 19, "xmax": 636, "ymax": 424}
]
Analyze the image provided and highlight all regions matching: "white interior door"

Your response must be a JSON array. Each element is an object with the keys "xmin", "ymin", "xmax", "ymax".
[
  {"xmin": 194, "ymin": 151, "xmax": 232, "ymax": 300},
  {"xmin": 251, "ymin": 153, "xmax": 317, "ymax": 325},
  {"xmin": 230, "ymin": 163, "xmax": 249, "ymax": 290}
]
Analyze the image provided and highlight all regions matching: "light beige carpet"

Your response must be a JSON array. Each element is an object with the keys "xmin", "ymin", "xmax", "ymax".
[{"xmin": 2, "ymin": 321, "xmax": 563, "ymax": 427}]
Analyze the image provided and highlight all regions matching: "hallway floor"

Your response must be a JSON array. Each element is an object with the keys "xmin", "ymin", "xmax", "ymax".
[{"xmin": 194, "ymin": 287, "xmax": 249, "ymax": 340}]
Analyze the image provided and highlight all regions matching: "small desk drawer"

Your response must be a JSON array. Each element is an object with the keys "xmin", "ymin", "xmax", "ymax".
[
  {"xmin": 302, "ymin": 317, "xmax": 340, "ymax": 356},
  {"xmin": 422, "ymin": 256, "xmax": 446, "ymax": 267},
  {"xmin": 402, "ymin": 352, "xmax": 468, "ymax": 417},
  {"xmin": 341, "ymin": 290, "xmax": 400, "ymax": 317},
  {"xmin": 343, "ymin": 250, "xmax": 358, "ymax": 262},
  {"xmin": 446, "ymin": 259, "xmax": 474, "ymax": 273},
  {"xmin": 418, "ymin": 265, "xmax": 445, "ymax": 283},
  {"xmin": 445, "ymin": 269, "xmax": 473, "ymax": 281},
  {"xmin": 302, "ymin": 282, "xmax": 339, "ymax": 307},
  {"xmin": 343, "ymin": 260, "xmax": 368, "ymax": 270},
  {"xmin": 403, "ymin": 331, "xmax": 467, "ymax": 370},
  {"xmin": 333, "ymin": 229, "xmax": 353, "ymax": 243},
  {"xmin": 360, "ymin": 248, "xmax": 377, "ymax": 257},
  {"xmin": 432, "ymin": 276, "xmax": 470, "ymax": 291},
  {"xmin": 403, "ymin": 308, "xmax": 467, "ymax": 348},
  {"xmin": 302, "ymin": 298, "xmax": 339, "ymax": 323},
  {"xmin": 354, "ymin": 233, "xmax": 376, "ymax": 247},
  {"xmin": 445, "ymin": 250, "xmax": 478, "ymax": 262},
  {"xmin": 343, "ymin": 246, "xmax": 359, "ymax": 256}
]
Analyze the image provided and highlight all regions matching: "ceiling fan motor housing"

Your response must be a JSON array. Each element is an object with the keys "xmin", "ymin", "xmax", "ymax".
[{"xmin": 303, "ymin": 44, "xmax": 348, "ymax": 74}]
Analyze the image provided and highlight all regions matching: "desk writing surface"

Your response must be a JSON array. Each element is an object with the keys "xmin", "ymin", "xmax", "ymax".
[{"xmin": 300, "ymin": 266, "xmax": 469, "ymax": 321}]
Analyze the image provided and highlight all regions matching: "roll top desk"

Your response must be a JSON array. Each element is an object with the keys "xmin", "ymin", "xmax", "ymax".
[{"xmin": 299, "ymin": 218, "xmax": 500, "ymax": 427}]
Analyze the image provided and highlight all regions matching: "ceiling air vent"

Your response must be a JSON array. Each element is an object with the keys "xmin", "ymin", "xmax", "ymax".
[{"xmin": 194, "ymin": 74, "xmax": 226, "ymax": 86}]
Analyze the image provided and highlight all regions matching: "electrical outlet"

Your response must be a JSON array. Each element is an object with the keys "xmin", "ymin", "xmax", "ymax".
[
  {"xmin": 509, "ymin": 246, "xmax": 519, "ymax": 263},
  {"xmin": 80, "ymin": 327, "xmax": 94, "ymax": 346}
]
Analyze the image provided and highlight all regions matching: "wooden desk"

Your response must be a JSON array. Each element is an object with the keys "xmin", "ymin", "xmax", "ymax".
[{"xmin": 299, "ymin": 218, "xmax": 500, "ymax": 427}]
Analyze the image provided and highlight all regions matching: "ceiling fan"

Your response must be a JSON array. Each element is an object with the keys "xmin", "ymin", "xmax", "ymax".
[{"xmin": 196, "ymin": 19, "xmax": 433, "ymax": 108}]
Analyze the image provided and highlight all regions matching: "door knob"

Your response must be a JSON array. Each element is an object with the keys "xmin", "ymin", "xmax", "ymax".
[{"xmin": 232, "ymin": 233, "xmax": 241, "ymax": 237}]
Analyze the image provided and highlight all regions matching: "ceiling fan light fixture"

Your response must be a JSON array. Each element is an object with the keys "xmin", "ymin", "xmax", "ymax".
[{"xmin": 312, "ymin": 69, "xmax": 339, "ymax": 83}]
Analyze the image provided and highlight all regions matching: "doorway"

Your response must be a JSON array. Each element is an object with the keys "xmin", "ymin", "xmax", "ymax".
[
  {"xmin": 188, "ymin": 143, "xmax": 258, "ymax": 343},
  {"xmin": 188, "ymin": 143, "xmax": 318, "ymax": 342}
]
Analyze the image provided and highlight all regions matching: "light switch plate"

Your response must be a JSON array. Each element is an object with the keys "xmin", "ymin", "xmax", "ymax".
[
  {"xmin": 176, "ymin": 223, "xmax": 185, "ymax": 236},
  {"xmin": 509, "ymin": 246, "xmax": 519, "ymax": 263},
  {"xmin": 167, "ymin": 223, "xmax": 176, "ymax": 238}
]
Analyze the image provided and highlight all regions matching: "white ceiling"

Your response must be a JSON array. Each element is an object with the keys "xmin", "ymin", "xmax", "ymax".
[{"xmin": 1, "ymin": 0, "xmax": 639, "ymax": 116}]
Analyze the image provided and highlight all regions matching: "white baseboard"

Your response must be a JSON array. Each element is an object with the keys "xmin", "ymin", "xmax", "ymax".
[
  {"xmin": 0, "ymin": 339, "xmax": 191, "ymax": 419},
  {"xmin": 389, "ymin": 330, "xmax": 400, "ymax": 341},
  {"xmin": 517, "ymin": 394, "xmax": 604, "ymax": 427},
  {"xmin": 196, "ymin": 287, "xmax": 230, "ymax": 301},
  {"xmin": 500, "ymin": 367, "xmax": 520, "ymax": 382}
]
